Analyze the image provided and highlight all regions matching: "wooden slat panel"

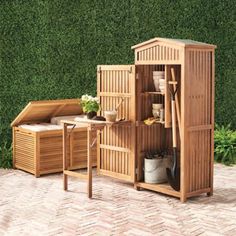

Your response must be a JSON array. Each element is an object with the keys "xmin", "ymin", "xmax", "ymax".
[
  {"xmin": 13, "ymin": 128, "xmax": 97, "ymax": 176},
  {"xmin": 40, "ymin": 130, "xmax": 97, "ymax": 173},
  {"xmin": 187, "ymin": 50, "xmax": 212, "ymax": 127},
  {"xmin": 14, "ymin": 131, "xmax": 35, "ymax": 172},
  {"xmin": 184, "ymin": 49, "xmax": 213, "ymax": 194},
  {"xmin": 186, "ymin": 130, "xmax": 211, "ymax": 192},
  {"xmin": 135, "ymin": 42, "xmax": 181, "ymax": 64},
  {"xmin": 97, "ymin": 65, "xmax": 135, "ymax": 181}
]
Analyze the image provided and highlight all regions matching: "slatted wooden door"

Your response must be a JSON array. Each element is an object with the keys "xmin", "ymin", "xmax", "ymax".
[
  {"xmin": 182, "ymin": 49, "xmax": 214, "ymax": 197},
  {"xmin": 97, "ymin": 65, "xmax": 136, "ymax": 182}
]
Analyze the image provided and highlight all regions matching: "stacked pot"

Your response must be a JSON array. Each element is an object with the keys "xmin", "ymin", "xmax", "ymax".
[
  {"xmin": 153, "ymin": 71, "xmax": 165, "ymax": 93},
  {"xmin": 152, "ymin": 103, "xmax": 163, "ymax": 118}
]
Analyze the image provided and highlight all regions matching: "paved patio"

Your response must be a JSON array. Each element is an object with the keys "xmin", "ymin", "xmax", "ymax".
[{"xmin": 0, "ymin": 164, "xmax": 236, "ymax": 236}]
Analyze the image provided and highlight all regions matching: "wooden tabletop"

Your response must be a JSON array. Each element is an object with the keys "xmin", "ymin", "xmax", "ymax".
[{"xmin": 61, "ymin": 117, "xmax": 131, "ymax": 127}]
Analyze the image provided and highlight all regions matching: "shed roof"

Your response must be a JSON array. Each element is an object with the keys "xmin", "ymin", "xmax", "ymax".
[{"xmin": 131, "ymin": 37, "xmax": 216, "ymax": 49}]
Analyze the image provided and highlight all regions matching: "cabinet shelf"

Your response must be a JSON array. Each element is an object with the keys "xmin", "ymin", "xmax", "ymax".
[
  {"xmin": 141, "ymin": 91, "xmax": 165, "ymax": 96},
  {"xmin": 138, "ymin": 120, "xmax": 165, "ymax": 126},
  {"xmin": 135, "ymin": 182, "xmax": 180, "ymax": 198}
]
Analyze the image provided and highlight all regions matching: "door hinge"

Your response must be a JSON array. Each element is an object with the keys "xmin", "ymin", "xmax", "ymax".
[
  {"xmin": 136, "ymin": 73, "xmax": 139, "ymax": 80},
  {"xmin": 135, "ymin": 121, "xmax": 139, "ymax": 127},
  {"xmin": 135, "ymin": 168, "xmax": 139, "ymax": 175}
]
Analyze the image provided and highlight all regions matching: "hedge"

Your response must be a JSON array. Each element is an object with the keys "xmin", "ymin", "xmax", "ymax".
[{"xmin": 0, "ymin": 0, "xmax": 235, "ymax": 154}]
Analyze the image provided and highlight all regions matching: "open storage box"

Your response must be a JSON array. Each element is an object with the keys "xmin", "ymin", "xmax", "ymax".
[{"xmin": 11, "ymin": 99, "xmax": 97, "ymax": 177}]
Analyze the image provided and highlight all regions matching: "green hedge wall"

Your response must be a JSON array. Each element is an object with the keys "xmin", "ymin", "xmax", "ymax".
[{"xmin": 1, "ymin": 0, "xmax": 236, "ymax": 150}]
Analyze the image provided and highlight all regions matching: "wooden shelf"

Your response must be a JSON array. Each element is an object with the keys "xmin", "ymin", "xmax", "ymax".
[
  {"xmin": 107, "ymin": 120, "xmax": 132, "ymax": 127},
  {"xmin": 138, "ymin": 120, "xmax": 165, "ymax": 126},
  {"xmin": 65, "ymin": 118, "xmax": 132, "ymax": 127},
  {"xmin": 141, "ymin": 91, "xmax": 165, "ymax": 96},
  {"xmin": 135, "ymin": 182, "xmax": 180, "ymax": 198}
]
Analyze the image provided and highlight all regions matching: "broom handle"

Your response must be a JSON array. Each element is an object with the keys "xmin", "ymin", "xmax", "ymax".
[
  {"xmin": 115, "ymin": 98, "xmax": 124, "ymax": 111},
  {"xmin": 172, "ymin": 100, "xmax": 177, "ymax": 148},
  {"xmin": 171, "ymin": 68, "xmax": 181, "ymax": 141}
]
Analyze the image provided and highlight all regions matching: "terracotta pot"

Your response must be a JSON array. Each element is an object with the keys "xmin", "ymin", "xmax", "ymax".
[{"xmin": 87, "ymin": 111, "xmax": 97, "ymax": 119}]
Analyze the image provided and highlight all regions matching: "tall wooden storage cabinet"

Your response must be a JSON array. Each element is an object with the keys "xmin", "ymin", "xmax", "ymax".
[{"xmin": 97, "ymin": 38, "xmax": 216, "ymax": 202}]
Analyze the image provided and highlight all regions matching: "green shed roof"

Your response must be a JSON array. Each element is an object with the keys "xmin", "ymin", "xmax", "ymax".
[{"xmin": 131, "ymin": 37, "xmax": 216, "ymax": 49}]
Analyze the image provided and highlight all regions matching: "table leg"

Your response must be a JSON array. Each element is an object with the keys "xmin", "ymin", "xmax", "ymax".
[
  {"xmin": 63, "ymin": 123, "xmax": 68, "ymax": 190},
  {"xmin": 87, "ymin": 127, "xmax": 92, "ymax": 198}
]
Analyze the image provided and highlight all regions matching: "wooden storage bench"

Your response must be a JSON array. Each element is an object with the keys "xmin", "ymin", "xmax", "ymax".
[{"xmin": 11, "ymin": 99, "xmax": 97, "ymax": 177}]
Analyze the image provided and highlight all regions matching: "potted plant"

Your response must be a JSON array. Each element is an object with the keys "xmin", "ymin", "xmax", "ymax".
[{"xmin": 81, "ymin": 94, "xmax": 100, "ymax": 119}]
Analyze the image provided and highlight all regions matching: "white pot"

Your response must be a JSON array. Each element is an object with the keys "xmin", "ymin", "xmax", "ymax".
[
  {"xmin": 153, "ymin": 71, "xmax": 164, "ymax": 76},
  {"xmin": 159, "ymin": 79, "xmax": 165, "ymax": 91},
  {"xmin": 159, "ymin": 78, "xmax": 165, "ymax": 84},
  {"xmin": 152, "ymin": 103, "xmax": 163, "ymax": 109},
  {"xmin": 153, "ymin": 71, "xmax": 165, "ymax": 92},
  {"xmin": 104, "ymin": 110, "xmax": 117, "ymax": 122},
  {"xmin": 153, "ymin": 75, "xmax": 164, "ymax": 80},
  {"xmin": 144, "ymin": 157, "xmax": 169, "ymax": 184},
  {"xmin": 153, "ymin": 78, "xmax": 160, "ymax": 91},
  {"xmin": 152, "ymin": 109, "xmax": 160, "ymax": 118}
]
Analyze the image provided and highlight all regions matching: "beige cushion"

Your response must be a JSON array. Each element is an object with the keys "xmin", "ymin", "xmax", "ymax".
[{"xmin": 19, "ymin": 123, "xmax": 63, "ymax": 132}]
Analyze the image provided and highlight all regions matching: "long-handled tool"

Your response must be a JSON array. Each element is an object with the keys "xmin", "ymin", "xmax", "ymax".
[
  {"xmin": 171, "ymin": 68, "xmax": 181, "ymax": 141},
  {"xmin": 166, "ymin": 81, "xmax": 180, "ymax": 191},
  {"xmin": 115, "ymin": 97, "xmax": 124, "ymax": 111}
]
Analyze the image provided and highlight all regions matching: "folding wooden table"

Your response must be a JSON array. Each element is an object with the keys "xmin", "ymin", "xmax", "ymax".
[{"xmin": 61, "ymin": 118, "xmax": 130, "ymax": 198}]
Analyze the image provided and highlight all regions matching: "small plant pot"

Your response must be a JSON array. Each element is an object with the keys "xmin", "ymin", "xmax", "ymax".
[
  {"xmin": 87, "ymin": 111, "xmax": 97, "ymax": 119},
  {"xmin": 152, "ymin": 103, "xmax": 163, "ymax": 110},
  {"xmin": 104, "ymin": 110, "xmax": 117, "ymax": 122},
  {"xmin": 152, "ymin": 109, "xmax": 160, "ymax": 118},
  {"xmin": 153, "ymin": 71, "xmax": 164, "ymax": 92},
  {"xmin": 159, "ymin": 79, "xmax": 165, "ymax": 93},
  {"xmin": 153, "ymin": 78, "xmax": 160, "ymax": 92}
]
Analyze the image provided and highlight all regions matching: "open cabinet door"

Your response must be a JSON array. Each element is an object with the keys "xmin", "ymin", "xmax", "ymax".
[{"xmin": 97, "ymin": 65, "xmax": 136, "ymax": 182}]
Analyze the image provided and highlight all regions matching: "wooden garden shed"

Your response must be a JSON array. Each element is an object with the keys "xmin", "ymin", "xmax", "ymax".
[
  {"xmin": 11, "ymin": 99, "xmax": 97, "ymax": 177},
  {"xmin": 97, "ymin": 37, "xmax": 216, "ymax": 202}
]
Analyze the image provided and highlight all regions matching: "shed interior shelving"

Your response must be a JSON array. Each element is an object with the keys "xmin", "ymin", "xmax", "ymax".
[{"xmin": 135, "ymin": 64, "xmax": 181, "ymax": 198}]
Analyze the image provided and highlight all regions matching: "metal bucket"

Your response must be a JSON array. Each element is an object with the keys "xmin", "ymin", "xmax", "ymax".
[{"xmin": 144, "ymin": 157, "xmax": 169, "ymax": 184}]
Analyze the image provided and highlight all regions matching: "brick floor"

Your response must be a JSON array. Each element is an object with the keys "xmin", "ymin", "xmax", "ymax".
[{"xmin": 0, "ymin": 164, "xmax": 236, "ymax": 236}]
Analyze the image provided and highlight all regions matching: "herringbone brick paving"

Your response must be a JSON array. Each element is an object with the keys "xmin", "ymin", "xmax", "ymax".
[{"xmin": 0, "ymin": 164, "xmax": 235, "ymax": 236}]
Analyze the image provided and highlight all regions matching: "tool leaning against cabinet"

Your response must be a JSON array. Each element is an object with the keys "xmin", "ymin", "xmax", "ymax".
[{"xmin": 166, "ymin": 80, "xmax": 180, "ymax": 191}]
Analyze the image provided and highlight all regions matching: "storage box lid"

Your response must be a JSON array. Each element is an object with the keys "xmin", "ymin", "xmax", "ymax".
[{"xmin": 11, "ymin": 99, "xmax": 83, "ymax": 126}]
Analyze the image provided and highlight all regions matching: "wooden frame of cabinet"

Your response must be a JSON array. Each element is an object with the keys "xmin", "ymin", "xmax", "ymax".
[{"xmin": 97, "ymin": 38, "xmax": 216, "ymax": 202}]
